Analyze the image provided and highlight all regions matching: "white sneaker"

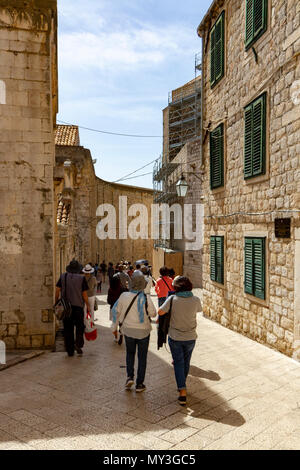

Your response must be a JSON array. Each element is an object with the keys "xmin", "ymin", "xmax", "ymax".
[{"xmin": 125, "ymin": 378, "xmax": 134, "ymax": 390}]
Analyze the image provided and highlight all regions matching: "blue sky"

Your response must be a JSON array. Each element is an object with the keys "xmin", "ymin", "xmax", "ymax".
[{"xmin": 57, "ymin": 0, "xmax": 212, "ymax": 188}]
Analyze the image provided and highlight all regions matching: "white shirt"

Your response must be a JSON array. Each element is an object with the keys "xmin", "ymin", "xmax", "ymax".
[{"xmin": 112, "ymin": 291, "xmax": 157, "ymax": 339}]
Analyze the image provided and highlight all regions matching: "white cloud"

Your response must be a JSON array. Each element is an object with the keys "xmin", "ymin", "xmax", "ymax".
[{"xmin": 58, "ymin": 23, "xmax": 197, "ymax": 72}]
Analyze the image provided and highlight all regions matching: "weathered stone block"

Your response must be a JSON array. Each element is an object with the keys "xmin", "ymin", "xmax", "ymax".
[
  {"xmin": 31, "ymin": 335, "xmax": 44, "ymax": 348},
  {"xmin": 44, "ymin": 334, "xmax": 54, "ymax": 347},
  {"xmin": 7, "ymin": 325, "xmax": 18, "ymax": 337},
  {"xmin": 2, "ymin": 310, "xmax": 25, "ymax": 324},
  {"xmin": 16, "ymin": 336, "xmax": 31, "ymax": 348}
]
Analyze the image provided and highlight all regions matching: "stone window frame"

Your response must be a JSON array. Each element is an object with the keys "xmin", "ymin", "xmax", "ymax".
[
  {"xmin": 243, "ymin": 89, "xmax": 270, "ymax": 186},
  {"xmin": 210, "ymin": 120, "xmax": 227, "ymax": 195},
  {"xmin": 243, "ymin": 229, "xmax": 269, "ymax": 307},
  {"xmin": 210, "ymin": 122, "xmax": 225, "ymax": 190},
  {"xmin": 209, "ymin": 231, "xmax": 227, "ymax": 290}
]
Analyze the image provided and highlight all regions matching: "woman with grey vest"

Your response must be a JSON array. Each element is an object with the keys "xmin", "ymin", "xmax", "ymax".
[
  {"xmin": 158, "ymin": 276, "xmax": 202, "ymax": 406},
  {"xmin": 111, "ymin": 272, "xmax": 157, "ymax": 392}
]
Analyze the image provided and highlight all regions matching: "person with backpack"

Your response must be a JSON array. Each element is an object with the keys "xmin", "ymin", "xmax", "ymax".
[
  {"xmin": 82, "ymin": 264, "xmax": 98, "ymax": 322},
  {"xmin": 107, "ymin": 275, "xmax": 127, "ymax": 344},
  {"xmin": 158, "ymin": 276, "xmax": 202, "ymax": 406},
  {"xmin": 111, "ymin": 272, "xmax": 157, "ymax": 392},
  {"xmin": 55, "ymin": 259, "xmax": 90, "ymax": 357},
  {"xmin": 155, "ymin": 266, "xmax": 173, "ymax": 307}
]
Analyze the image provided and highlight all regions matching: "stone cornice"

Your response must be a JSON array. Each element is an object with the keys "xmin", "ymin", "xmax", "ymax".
[
  {"xmin": 197, "ymin": 0, "xmax": 225, "ymax": 37},
  {"xmin": 0, "ymin": 0, "xmax": 57, "ymax": 31}
]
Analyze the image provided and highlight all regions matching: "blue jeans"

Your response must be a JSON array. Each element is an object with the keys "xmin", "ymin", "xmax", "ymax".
[
  {"xmin": 168, "ymin": 337, "xmax": 196, "ymax": 390},
  {"xmin": 125, "ymin": 335, "xmax": 150, "ymax": 385}
]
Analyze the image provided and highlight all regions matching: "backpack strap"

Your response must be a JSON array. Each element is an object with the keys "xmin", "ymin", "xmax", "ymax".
[
  {"xmin": 63, "ymin": 273, "xmax": 68, "ymax": 300},
  {"xmin": 168, "ymin": 295, "xmax": 174, "ymax": 315},
  {"xmin": 144, "ymin": 293, "xmax": 151, "ymax": 323},
  {"xmin": 161, "ymin": 277, "xmax": 172, "ymax": 291}
]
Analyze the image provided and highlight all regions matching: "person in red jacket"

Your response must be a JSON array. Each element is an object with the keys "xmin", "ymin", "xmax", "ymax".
[{"xmin": 155, "ymin": 266, "xmax": 173, "ymax": 307}]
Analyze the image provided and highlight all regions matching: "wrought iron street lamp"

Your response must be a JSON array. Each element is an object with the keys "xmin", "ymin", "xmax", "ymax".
[{"xmin": 176, "ymin": 175, "xmax": 189, "ymax": 197}]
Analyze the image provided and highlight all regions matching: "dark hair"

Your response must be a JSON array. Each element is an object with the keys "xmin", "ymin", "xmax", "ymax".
[
  {"xmin": 109, "ymin": 262, "xmax": 113, "ymax": 267},
  {"xmin": 129, "ymin": 265, "xmax": 133, "ymax": 270},
  {"xmin": 168, "ymin": 268, "xmax": 175, "ymax": 278},
  {"xmin": 136, "ymin": 264, "xmax": 141, "ymax": 269},
  {"xmin": 159, "ymin": 266, "xmax": 169, "ymax": 277},
  {"xmin": 173, "ymin": 276, "xmax": 193, "ymax": 292},
  {"xmin": 110, "ymin": 275, "xmax": 121, "ymax": 290}
]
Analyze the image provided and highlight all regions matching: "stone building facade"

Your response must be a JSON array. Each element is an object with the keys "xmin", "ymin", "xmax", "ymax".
[
  {"xmin": 0, "ymin": 0, "xmax": 58, "ymax": 350},
  {"xmin": 198, "ymin": 0, "xmax": 300, "ymax": 359},
  {"xmin": 55, "ymin": 124, "xmax": 154, "ymax": 280},
  {"xmin": 96, "ymin": 179, "xmax": 154, "ymax": 266},
  {"xmin": 54, "ymin": 125, "xmax": 98, "ymax": 283},
  {"xmin": 0, "ymin": 0, "xmax": 153, "ymax": 351},
  {"xmin": 153, "ymin": 77, "xmax": 203, "ymax": 287}
]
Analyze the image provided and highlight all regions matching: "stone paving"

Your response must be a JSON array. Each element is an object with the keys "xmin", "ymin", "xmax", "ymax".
[{"xmin": 0, "ymin": 285, "xmax": 299, "ymax": 450}]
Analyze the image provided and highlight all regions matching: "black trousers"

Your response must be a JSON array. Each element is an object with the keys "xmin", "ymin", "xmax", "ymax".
[{"xmin": 63, "ymin": 306, "xmax": 85, "ymax": 355}]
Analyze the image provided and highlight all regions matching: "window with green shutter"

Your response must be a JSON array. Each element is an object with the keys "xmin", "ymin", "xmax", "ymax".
[
  {"xmin": 210, "ymin": 236, "xmax": 224, "ymax": 284},
  {"xmin": 244, "ymin": 237, "xmax": 265, "ymax": 299},
  {"xmin": 210, "ymin": 11, "xmax": 225, "ymax": 88},
  {"xmin": 245, "ymin": 0, "xmax": 268, "ymax": 50},
  {"xmin": 244, "ymin": 92, "xmax": 266, "ymax": 179},
  {"xmin": 210, "ymin": 123, "xmax": 224, "ymax": 189}
]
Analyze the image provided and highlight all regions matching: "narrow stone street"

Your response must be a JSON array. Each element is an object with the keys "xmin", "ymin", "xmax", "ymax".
[{"xmin": 0, "ymin": 285, "xmax": 299, "ymax": 451}]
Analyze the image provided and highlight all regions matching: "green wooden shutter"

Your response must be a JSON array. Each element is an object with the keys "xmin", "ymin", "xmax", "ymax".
[
  {"xmin": 244, "ymin": 238, "xmax": 254, "ymax": 294},
  {"xmin": 244, "ymin": 105, "xmax": 253, "ymax": 179},
  {"xmin": 245, "ymin": 237, "xmax": 265, "ymax": 299},
  {"xmin": 216, "ymin": 236, "xmax": 224, "ymax": 284},
  {"xmin": 253, "ymin": 238, "xmax": 265, "ymax": 299},
  {"xmin": 252, "ymin": 94, "xmax": 266, "ymax": 176},
  {"xmin": 254, "ymin": 0, "xmax": 266, "ymax": 38},
  {"xmin": 210, "ymin": 11, "xmax": 224, "ymax": 87},
  {"xmin": 210, "ymin": 237, "xmax": 216, "ymax": 281},
  {"xmin": 245, "ymin": 0, "xmax": 254, "ymax": 48},
  {"xmin": 244, "ymin": 93, "xmax": 266, "ymax": 179},
  {"xmin": 215, "ymin": 13, "xmax": 224, "ymax": 83},
  {"xmin": 245, "ymin": 0, "xmax": 267, "ymax": 49},
  {"xmin": 210, "ymin": 124, "xmax": 224, "ymax": 189},
  {"xmin": 210, "ymin": 27, "xmax": 216, "ymax": 86}
]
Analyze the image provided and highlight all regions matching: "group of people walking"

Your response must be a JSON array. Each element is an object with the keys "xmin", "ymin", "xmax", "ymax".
[{"xmin": 55, "ymin": 259, "xmax": 201, "ymax": 406}]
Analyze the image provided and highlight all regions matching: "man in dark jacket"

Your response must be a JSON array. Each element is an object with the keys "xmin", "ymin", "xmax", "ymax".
[{"xmin": 55, "ymin": 260, "xmax": 90, "ymax": 357}]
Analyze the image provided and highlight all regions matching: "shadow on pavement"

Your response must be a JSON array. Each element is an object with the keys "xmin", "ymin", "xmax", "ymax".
[
  {"xmin": 189, "ymin": 365, "xmax": 221, "ymax": 381},
  {"xmin": 0, "ymin": 307, "xmax": 246, "ymax": 448}
]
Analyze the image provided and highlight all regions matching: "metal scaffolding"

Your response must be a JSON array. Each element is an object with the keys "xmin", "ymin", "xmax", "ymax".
[{"xmin": 153, "ymin": 53, "xmax": 202, "ymax": 247}]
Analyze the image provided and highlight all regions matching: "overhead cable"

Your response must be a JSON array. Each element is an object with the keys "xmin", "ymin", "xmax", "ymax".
[
  {"xmin": 57, "ymin": 120, "xmax": 163, "ymax": 138},
  {"xmin": 113, "ymin": 159, "xmax": 157, "ymax": 183}
]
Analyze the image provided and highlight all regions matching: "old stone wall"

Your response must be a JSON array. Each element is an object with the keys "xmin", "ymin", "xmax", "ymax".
[
  {"xmin": 0, "ymin": 1, "xmax": 58, "ymax": 349},
  {"xmin": 96, "ymin": 179, "xmax": 154, "ymax": 266},
  {"xmin": 54, "ymin": 145, "xmax": 97, "ymax": 282},
  {"xmin": 199, "ymin": 0, "xmax": 300, "ymax": 358}
]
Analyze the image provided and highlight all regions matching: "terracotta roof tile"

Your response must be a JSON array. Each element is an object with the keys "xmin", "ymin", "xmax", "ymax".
[{"xmin": 55, "ymin": 125, "xmax": 80, "ymax": 146}]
